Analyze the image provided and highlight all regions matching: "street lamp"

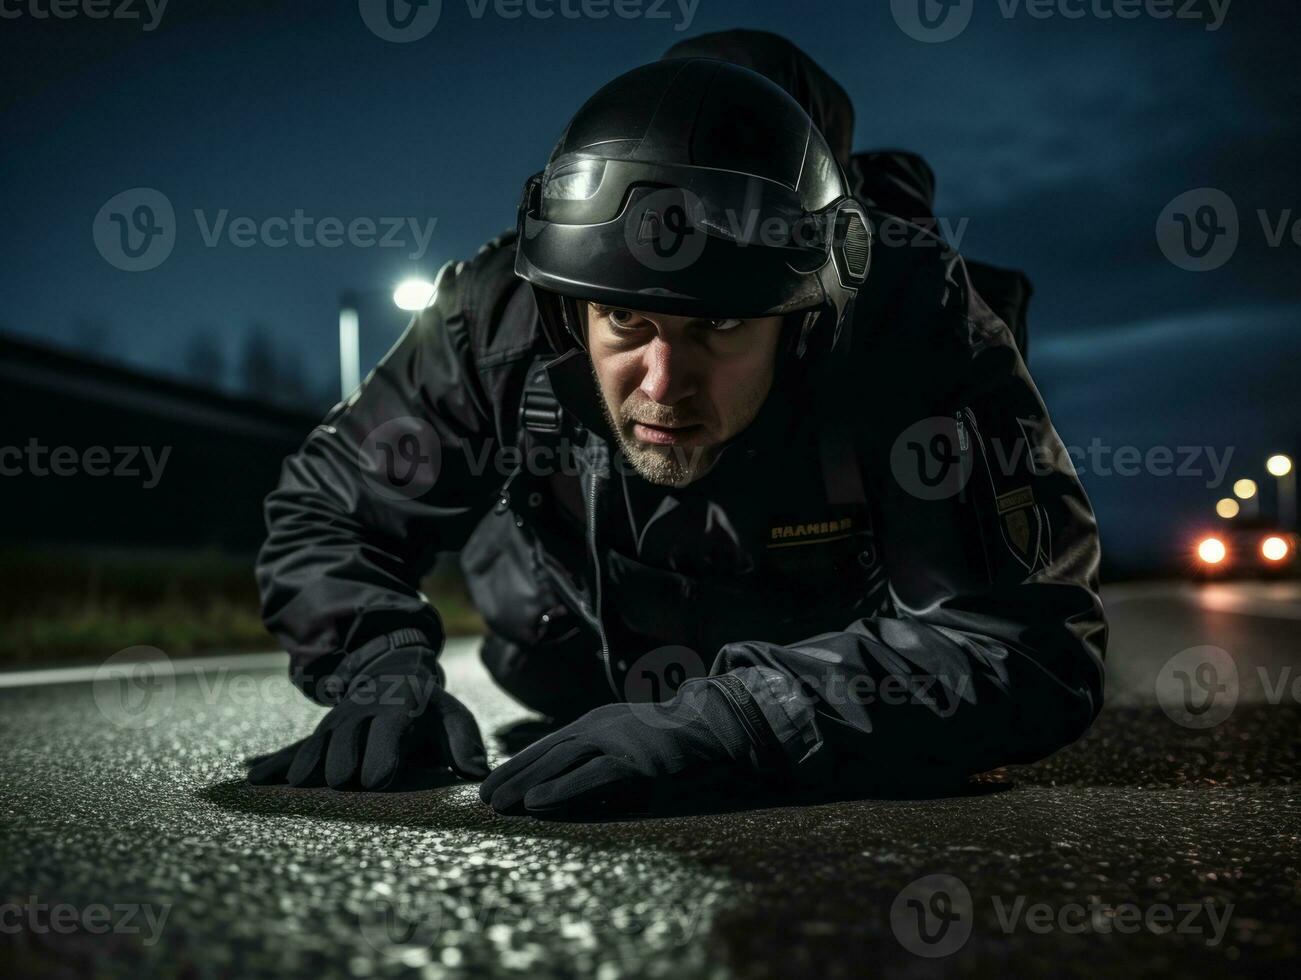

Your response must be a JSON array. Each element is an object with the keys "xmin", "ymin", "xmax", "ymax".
[
  {"xmin": 393, "ymin": 278, "xmax": 437, "ymax": 312},
  {"xmin": 1215, "ymin": 498, "xmax": 1240, "ymax": 519},
  {"xmin": 1267, "ymin": 454, "xmax": 1296, "ymax": 529},
  {"xmin": 338, "ymin": 278, "xmax": 438, "ymax": 400},
  {"xmin": 1233, "ymin": 477, "xmax": 1260, "ymax": 519}
]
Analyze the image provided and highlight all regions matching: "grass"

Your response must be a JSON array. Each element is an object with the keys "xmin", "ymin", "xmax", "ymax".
[{"xmin": 0, "ymin": 546, "xmax": 484, "ymax": 669}]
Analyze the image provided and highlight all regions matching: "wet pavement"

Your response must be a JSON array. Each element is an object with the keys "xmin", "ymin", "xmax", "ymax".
[{"xmin": 1, "ymin": 581, "xmax": 1298, "ymax": 978}]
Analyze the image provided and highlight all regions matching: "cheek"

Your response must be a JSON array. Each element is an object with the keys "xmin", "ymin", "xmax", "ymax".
[
  {"xmin": 706, "ymin": 349, "xmax": 772, "ymax": 417},
  {"xmin": 593, "ymin": 350, "xmax": 639, "ymax": 407}
]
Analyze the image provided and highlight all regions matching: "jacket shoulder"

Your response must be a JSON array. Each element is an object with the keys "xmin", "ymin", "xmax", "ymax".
[
  {"xmin": 456, "ymin": 229, "xmax": 540, "ymax": 365},
  {"xmin": 412, "ymin": 229, "xmax": 537, "ymax": 363}
]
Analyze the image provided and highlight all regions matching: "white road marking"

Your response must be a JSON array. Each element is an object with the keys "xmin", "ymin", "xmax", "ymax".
[
  {"xmin": 0, "ymin": 637, "xmax": 483, "ymax": 689},
  {"xmin": 1104, "ymin": 580, "xmax": 1301, "ymax": 620}
]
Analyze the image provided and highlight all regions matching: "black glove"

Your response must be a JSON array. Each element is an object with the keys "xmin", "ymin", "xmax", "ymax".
[
  {"xmin": 480, "ymin": 674, "xmax": 774, "ymax": 816},
  {"xmin": 247, "ymin": 646, "xmax": 488, "ymax": 789}
]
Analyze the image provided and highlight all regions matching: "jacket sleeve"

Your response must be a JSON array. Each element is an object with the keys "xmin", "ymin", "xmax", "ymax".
[
  {"xmin": 712, "ymin": 245, "xmax": 1107, "ymax": 785},
  {"xmin": 255, "ymin": 257, "xmax": 500, "ymax": 703}
]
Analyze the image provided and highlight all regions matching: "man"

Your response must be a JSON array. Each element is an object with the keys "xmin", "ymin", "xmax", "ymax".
[{"xmin": 248, "ymin": 39, "xmax": 1106, "ymax": 816}]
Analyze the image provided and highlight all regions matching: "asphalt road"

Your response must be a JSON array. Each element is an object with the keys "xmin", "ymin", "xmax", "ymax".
[{"xmin": 1, "ymin": 580, "xmax": 1298, "ymax": 978}]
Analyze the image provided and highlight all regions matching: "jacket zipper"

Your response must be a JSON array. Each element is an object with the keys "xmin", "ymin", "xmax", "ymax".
[
  {"xmin": 585, "ymin": 459, "xmax": 619, "ymax": 697},
  {"xmin": 711, "ymin": 672, "xmax": 780, "ymax": 766}
]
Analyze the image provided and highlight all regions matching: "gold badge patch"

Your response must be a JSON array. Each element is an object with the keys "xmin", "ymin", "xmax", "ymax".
[{"xmin": 996, "ymin": 486, "xmax": 1036, "ymax": 562}]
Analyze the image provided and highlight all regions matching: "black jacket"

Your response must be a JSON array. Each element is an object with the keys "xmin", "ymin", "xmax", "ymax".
[
  {"xmin": 257, "ymin": 35, "xmax": 1105, "ymax": 783},
  {"xmin": 255, "ymin": 202, "xmax": 1106, "ymax": 782}
]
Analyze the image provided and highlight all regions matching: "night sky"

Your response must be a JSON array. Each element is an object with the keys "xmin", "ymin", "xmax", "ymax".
[{"xmin": 2, "ymin": 0, "xmax": 1298, "ymax": 570}]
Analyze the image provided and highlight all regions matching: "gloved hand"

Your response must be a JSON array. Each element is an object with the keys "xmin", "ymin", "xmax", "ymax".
[
  {"xmin": 480, "ymin": 674, "xmax": 773, "ymax": 816},
  {"xmin": 247, "ymin": 647, "xmax": 488, "ymax": 789}
]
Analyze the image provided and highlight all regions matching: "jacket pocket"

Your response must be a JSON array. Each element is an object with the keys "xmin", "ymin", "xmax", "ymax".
[{"xmin": 459, "ymin": 505, "xmax": 567, "ymax": 648}]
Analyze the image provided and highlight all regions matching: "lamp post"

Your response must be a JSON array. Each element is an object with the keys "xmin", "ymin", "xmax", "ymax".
[
  {"xmin": 337, "ymin": 278, "xmax": 437, "ymax": 401},
  {"xmin": 338, "ymin": 290, "xmax": 361, "ymax": 401},
  {"xmin": 1267, "ymin": 454, "xmax": 1296, "ymax": 530}
]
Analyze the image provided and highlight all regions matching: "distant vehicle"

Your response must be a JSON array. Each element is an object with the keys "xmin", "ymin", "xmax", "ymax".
[{"xmin": 1192, "ymin": 519, "xmax": 1297, "ymax": 579}]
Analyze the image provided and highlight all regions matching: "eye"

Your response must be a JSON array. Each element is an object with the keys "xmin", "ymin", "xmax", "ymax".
[
  {"xmin": 607, "ymin": 308, "xmax": 639, "ymax": 328},
  {"xmin": 706, "ymin": 318, "xmax": 744, "ymax": 333}
]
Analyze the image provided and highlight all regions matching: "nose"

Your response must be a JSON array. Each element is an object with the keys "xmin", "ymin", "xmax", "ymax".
[{"xmin": 638, "ymin": 335, "xmax": 697, "ymax": 407}]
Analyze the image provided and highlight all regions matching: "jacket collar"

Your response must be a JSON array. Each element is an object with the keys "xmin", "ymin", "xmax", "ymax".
[{"xmin": 544, "ymin": 347, "xmax": 617, "ymax": 442}]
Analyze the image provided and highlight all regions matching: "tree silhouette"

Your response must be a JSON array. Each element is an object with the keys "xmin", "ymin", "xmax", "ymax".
[
  {"xmin": 184, "ymin": 329, "xmax": 226, "ymax": 390},
  {"xmin": 238, "ymin": 324, "xmax": 279, "ymax": 400}
]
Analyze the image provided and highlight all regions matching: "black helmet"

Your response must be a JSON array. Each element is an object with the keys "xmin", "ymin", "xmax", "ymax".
[{"xmin": 514, "ymin": 58, "xmax": 871, "ymax": 360}]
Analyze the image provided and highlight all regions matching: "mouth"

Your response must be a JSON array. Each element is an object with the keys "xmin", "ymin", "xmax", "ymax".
[{"xmin": 630, "ymin": 421, "xmax": 704, "ymax": 446}]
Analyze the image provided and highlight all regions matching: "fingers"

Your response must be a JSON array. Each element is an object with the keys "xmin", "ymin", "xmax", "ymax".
[
  {"xmin": 522, "ymin": 756, "xmax": 643, "ymax": 816},
  {"xmin": 286, "ymin": 729, "xmax": 330, "ymax": 787},
  {"xmin": 436, "ymin": 700, "xmax": 489, "ymax": 780},
  {"xmin": 246, "ymin": 740, "xmax": 302, "ymax": 785},
  {"xmin": 324, "ymin": 716, "xmax": 371, "ymax": 789},
  {"xmin": 360, "ymin": 712, "xmax": 408, "ymax": 790},
  {"xmin": 479, "ymin": 727, "xmax": 577, "ymax": 804},
  {"xmin": 246, "ymin": 687, "xmax": 490, "ymax": 791},
  {"xmin": 483, "ymin": 740, "xmax": 592, "ymax": 814}
]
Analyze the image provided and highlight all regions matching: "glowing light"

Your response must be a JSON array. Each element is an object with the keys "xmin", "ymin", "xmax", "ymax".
[
  {"xmin": 1197, "ymin": 537, "xmax": 1227, "ymax": 564},
  {"xmin": 1261, "ymin": 536, "xmax": 1289, "ymax": 562},
  {"xmin": 1215, "ymin": 498, "xmax": 1240, "ymax": 519},
  {"xmin": 393, "ymin": 278, "xmax": 437, "ymax": 311},
  {"xmin": 1233, "ymin": 478, "xmax": 1258, "ymax": 500},
  {"xmin": 1266, "ymin": 454, "xmax": 1294, "ymax": 477}
]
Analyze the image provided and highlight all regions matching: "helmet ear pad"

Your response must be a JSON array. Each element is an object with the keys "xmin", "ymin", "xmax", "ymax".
[{"xmin": 530, "ymin": 286, "xmax": 589, "ymax": 355}]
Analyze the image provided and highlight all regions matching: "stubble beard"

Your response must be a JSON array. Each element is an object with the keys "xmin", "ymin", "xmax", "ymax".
[{"xmin": 590, "ymin": 364, "xmax": 717, "ymax": 488}]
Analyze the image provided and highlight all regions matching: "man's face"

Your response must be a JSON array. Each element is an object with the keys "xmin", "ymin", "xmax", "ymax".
[{"xmin": 585, "ymin": 302, "xmax": 785, "ymax": 487}]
